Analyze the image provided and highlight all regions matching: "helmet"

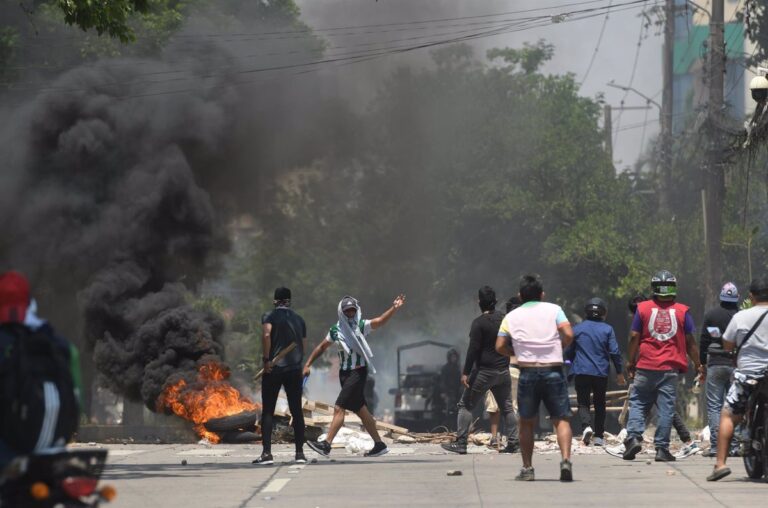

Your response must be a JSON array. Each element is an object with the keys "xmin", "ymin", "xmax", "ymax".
[
  {"xmin": 651, "ymin": 270, "xmax": 677, "ymax": 298},
  {"xmin": 584, "ymin": 297, "xmax": 607, "ymax": 319},
  {"xmin": 447, "ymin": 348, "xmax": 459, "ymax": 361},
  {"xmin": 627, "ymin": 294, "xmax": 647, "ymax": 315}
]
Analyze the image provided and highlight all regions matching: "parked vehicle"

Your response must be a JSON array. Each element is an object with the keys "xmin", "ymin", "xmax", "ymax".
[
  {"xmin": 0, "ymin": 449, "xmax": 115, "ymax": 507},
  {"xmin": 389, "ymin": 340, "xmax": 453, "ymax": 432},
  {"xmin": 742, "ymin": 371, "xmax": 768, "ymax": 480}
]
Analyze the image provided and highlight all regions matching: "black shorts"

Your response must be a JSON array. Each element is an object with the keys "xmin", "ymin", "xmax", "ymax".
[{"xmin": 336, "ymin": 367, "xmax": 368, "ymax": 412}]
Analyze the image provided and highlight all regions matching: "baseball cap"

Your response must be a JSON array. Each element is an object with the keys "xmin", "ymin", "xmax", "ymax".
[
  {"xmin": 340, "ymin": 296, "xmax": 358, "ymax": 311},
  {"xmin": 274, "ymin": 287, "xmax": 291, "ymax": 301},
  {"xmin": 719, "ymin": 282, "xmax": 739, "ymax": 303},
  {"xmin": 0, "ymin": 271, "xmax": 31, "ymax": 324}
]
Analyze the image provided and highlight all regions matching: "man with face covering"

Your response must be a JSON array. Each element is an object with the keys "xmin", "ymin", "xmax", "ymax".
[{"xmin": 304, "ymin": 294, "xmax": 405, "ymax": 458}]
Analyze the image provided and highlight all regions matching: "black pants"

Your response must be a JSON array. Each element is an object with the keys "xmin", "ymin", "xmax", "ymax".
[
  {"xmin": 456, "ymin": 368, "xmax": 518, "ymax": 445},
  {"xmin": 261, "ymin": 369, "xmax": 305, "ymax": 453},
  {"xmin": 575, "ymin": 374, "xmax": 608, "ymax": 438}
]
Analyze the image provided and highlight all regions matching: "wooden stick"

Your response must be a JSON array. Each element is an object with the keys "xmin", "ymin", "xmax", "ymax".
[
  {"xmin": 253, "ymin": 343, "xmax": 297, "ymax": 381},
  {"xmin": 618, "ymin": 384, "xmax": 633, "ymax": 426}
]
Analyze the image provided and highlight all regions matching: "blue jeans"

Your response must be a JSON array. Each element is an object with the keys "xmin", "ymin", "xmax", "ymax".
[
  {"xmin": 627, "ymin": 369, "xmax": 678, "ymax": 449},
  {"xmin": 517, "ymin": 367, "xmax": 571, "ymax": 420},
  {"xmin": 706, "ymin": 365, "xmax": 734, "ymax": 450}
]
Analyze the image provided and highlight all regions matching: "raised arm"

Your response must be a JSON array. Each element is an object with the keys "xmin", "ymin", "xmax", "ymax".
[{"xmin": 369, "ymin": 293, "xmax": 406, "ymax": 330}]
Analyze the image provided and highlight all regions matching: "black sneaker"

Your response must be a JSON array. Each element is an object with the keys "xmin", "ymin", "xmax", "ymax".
[
  {"xmin": 655, "ymin": 447, "xmax": 676, "ymax": 462},
  {"xmin": 252, "ymin": 452, "xmax": 274, "ymax": 465},
  {"xmin": 364, "ymin": 442, "xmax": 389, "ymax": 457},
  {"xmin": 295, "ymin": 451, "xmax": 307, "ymax": 464},
  {"xmin": 441, "ymin": 441, "xmax": 467, "ymax": 455},
  {"xmin": 622, "ymin": 437, "xmax": 642, "ymax": 461},
  {"xmin": 307, "ymin": 440, "xmax": 332, "ymax": 457},
  {"xmin": 499, "ymin": 442, "xmax": 520, "ymax": 454},
  {"xmin": 560, "ymin": 459, "xmax": 573, "ymax": 482}
]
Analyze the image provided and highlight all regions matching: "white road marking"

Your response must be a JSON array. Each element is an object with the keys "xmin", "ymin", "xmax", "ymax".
[
  {"xmin": 177, "ymin": 448, "xmax": 234, "ymax": 456},
  {"xmin": 261, "ymin": 478, "xmax": 291, "ymax": 493},
  {"xmin": 106, "ymin": 450, "xmax": 146, "ymax": 457}
]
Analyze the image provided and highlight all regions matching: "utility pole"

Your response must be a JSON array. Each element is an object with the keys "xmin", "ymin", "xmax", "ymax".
[
  {"xmin": 604, "ymin": 104, "xmax": 613, "ymax": 160},
  {"xmin": 660, "ymin": 0, "xmax": 675, "ymax": 213},
  {"xmin": 705, "ymin": 0, "xmax": 725, "ymax": 307}
]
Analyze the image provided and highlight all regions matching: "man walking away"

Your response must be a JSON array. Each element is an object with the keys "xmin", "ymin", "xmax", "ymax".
[
  {"xmin": 699, "ymin": 283, "xmax": 739, "ymax": 457},
  {"xmin": 304, "ymin": 294, "xmax": 405, "ymax": 458},
  {"xmin": 442, "ymin": 287, "xmax": 519, "ymax": 455},
  {"xmin": 496, "ymin": 275, "xmax": 574, "ymax": 482},
  {"xmin": 623, "ymin": 270, "xmax": 703, "ymax": 463},
  {"xmin": 707, "ymin": 276, "xmax": 768, "ymax": 481},
  {"xmin": 253, "ymin": 287, "xmax": 308, "ymax": 465},
  {"xmin": 566, "ymin": 298, "xmax": 625, "ymax": 447}
]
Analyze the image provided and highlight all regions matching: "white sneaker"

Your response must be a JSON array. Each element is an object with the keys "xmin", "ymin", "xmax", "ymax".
[
  {"xmin": 674, "ymin": 442, "xmax": 701, "ymax": 459},
  {"xmin": 605, "ymin": 443, "xmax": 625, "ymax": 458},
  {"xmin": 582, "ymin": 426, "xmax": 594, "ymax": 445}
]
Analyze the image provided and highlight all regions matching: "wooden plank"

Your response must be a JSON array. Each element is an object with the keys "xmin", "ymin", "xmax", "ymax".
[{"xmin": 375, "ymin": 421, "xmax": 409, "ymax": 435}]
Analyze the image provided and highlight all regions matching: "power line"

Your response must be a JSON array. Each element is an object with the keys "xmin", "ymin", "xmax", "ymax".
[
  {"xmin": 7, "ymin": 0, "xmax": 658, "ymax": 99},
  {"xmin": 613, "ymin": 7, "xmax": 648, "ymax": 143},
  {"xmin": 580, "ymin": 0, "xmax": 614, "ymax": 86}
]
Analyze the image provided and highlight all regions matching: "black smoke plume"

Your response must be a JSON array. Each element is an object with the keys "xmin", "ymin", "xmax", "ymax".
[{"xmin": 0, "ymin": 50, "xmax": 238, "ymax": 409}]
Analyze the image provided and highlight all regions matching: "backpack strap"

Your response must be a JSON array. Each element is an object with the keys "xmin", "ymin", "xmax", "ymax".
[{"xmin": 736, "ymin": 309, "xmax": 768, "ymax": 356}]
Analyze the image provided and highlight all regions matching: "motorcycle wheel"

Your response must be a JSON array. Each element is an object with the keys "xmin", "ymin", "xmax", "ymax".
[
  {"xmin": 763, "ymin": 405, "xmax": 768, "ymax": 480},
  {"xmin": 744, "ymin": 403, "xmax": 766, "ymax": 479}
]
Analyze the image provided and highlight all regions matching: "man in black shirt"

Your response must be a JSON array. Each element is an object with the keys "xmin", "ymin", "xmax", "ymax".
[
  {"xmin": 700, "ymin": 282, "xmax": 740, "ymax": 457},
  {"xmin": 252, "ymin": 287, "xmax": 307, "ymax": 465},
  {"xmin": 442, "ymin": 286, "xmax": 519, "ymax": 454}
]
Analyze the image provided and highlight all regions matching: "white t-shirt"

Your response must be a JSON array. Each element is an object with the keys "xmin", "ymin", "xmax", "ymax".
[{"xmin": 723, "ymin": 305, "xmax": 768, "ymax": 376}]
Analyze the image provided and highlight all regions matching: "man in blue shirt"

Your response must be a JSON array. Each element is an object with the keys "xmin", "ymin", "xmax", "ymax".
[{"xmin": 565, "ymin": 298, "xmax": 625, "ymax": 447}]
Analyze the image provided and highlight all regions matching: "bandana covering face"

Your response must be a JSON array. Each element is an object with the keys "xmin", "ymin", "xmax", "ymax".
[{"xmin": 336, "ymin": 297, "xmax": 376, "ymax": 373}]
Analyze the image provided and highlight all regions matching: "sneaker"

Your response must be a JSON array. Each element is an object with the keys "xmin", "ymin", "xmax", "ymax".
[
  {"xmin": 307, "ymin": 439, "xmax": 332, "ymax": 457},
  {"xmin": 706, "ymin": 466, "xmax": 731, "ymax": 481},
  {"xmin": 582, "ymin": 426, "xmax": 594, "ymax": 445},
  {"xmin": 592, "ymin": 437, "xmax": 605, "ymax": 447},
  {"xmin": 622, "ymin": 437, "xmax": 642, "ymax": 461},
  {"xmin": 441, "ymin": 441, "xmax": 467, "ymax": 455},
  {"xmin": 487, "ymin": 436, "xmax": 499, "ymax": 449},
  {"xmin": 560, "ymin": 459, "xmax": 573, "ymax": 482},
  {"xmin": 703, "ymin": 449, "xmax": 717, "ymax": 458},
  {"xmin": 655, "ymin": 447, "xmax": 676, "ymax": 462},
  {"xmin": 251, "ymin": 452, "xmax": 274, "ymax": 465},
  {"xmin": 295, "ymin": 451, "xmax": 307, "ymax": 464},
  {"xmin": 515, "ymin": 466, "xmax": 535, "ymax": 481},
  {"xmin": 605, "ymin": 443, "xmax": 625, "ymax": 458},
  {"xmin": 675, "ymin": 441, "xmax": 700, "ymax": 459},
  {"xmin": 364, "ymin": 442, "xmax": 389, "ymax": 457},
  {"xmin": 499, "ymin": 442, "xmax": 520, "ymax": 454}
]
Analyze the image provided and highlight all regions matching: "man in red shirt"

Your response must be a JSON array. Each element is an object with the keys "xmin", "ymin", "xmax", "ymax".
[{"xmin": 622, "ymin": 270, "xmax": 703, "ymax": 462}]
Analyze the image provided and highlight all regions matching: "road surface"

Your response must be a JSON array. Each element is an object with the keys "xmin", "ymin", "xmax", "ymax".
[{"xmin": 88, "ymin": 442, "xmax": 766, "ymax": 507}]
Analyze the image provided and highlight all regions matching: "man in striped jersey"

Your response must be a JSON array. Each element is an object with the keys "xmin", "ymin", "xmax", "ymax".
[{"xmin": 303, "ymin": 293, "xmax": 406, "ymax": 458}]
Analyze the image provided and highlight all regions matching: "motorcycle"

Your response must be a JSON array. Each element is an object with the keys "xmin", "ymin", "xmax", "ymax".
[
  {"xmin": 0, "ymin": 448, "xmax": 115, "ymax": 507},
  {"xmin": 742, "ymin": 372, "xmax": 768, "ymax": 480}
]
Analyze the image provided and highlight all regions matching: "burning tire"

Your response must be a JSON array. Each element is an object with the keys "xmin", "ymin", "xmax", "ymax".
[{"xmin": 203, "ymin": 411, "xmax": 259, "ymax": 433}]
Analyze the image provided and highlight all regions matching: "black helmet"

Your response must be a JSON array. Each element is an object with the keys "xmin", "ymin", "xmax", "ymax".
[
  {"xmin": 627, "ymin": 294, "xmax": 647, "ymax": 314},
  {"xmin": 584, "ymin": 297, "xmax": 607, "ymax": 320},
  {"xmin": 651, "ymin": 270, "xmax": 677, "ymax": 298}
]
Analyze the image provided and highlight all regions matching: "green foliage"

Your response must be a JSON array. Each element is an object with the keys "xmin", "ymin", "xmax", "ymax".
[
  {"xmin": 54, "ymin": 0, "xmax": 151, "ymax": 42},
  {"xmin": 0, "ymin": 26, "xmax": 18, "ymax": 83}
]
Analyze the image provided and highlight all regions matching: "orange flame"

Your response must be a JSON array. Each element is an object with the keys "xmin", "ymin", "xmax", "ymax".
[{"xmin": 157, "ymin": 362, "xmax": 259, "ymax": 443}]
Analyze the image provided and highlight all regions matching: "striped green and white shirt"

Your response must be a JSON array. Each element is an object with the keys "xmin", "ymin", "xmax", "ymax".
[{"xmin": 324, "ymin": 319, "xmax": 373, "ymax": 371}]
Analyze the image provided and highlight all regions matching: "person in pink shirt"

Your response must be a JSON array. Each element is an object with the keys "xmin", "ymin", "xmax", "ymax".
[{"xmin": 496, "ymin": 274, "xmax": 574, "ymax": 482}]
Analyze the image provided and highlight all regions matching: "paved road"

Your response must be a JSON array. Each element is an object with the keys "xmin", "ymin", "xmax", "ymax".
[{"xmin": 88, "ymin": 443, "xmax": 767, "ymax": 507}]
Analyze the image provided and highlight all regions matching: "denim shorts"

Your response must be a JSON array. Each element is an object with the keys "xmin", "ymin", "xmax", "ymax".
[{"xmin": 517, "ymin": 367, "xmax": 571, "ymax": 420}]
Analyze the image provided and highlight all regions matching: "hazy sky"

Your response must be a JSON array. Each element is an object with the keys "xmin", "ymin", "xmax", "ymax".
[{"xmin": 295, "ymin": 0, "xmax": 666, "ymax": 170}]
